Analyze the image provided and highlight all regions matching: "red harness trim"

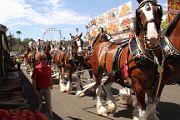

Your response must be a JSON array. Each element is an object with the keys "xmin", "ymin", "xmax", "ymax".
[{"xmin": 124, "ymin": 34, "xmax": 134, "ymax": 79}]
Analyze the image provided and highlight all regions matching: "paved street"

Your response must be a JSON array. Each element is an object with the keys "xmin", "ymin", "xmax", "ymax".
[{"xmin": 21, "ymin": 67, "xmax": 180, "ymax": 120}]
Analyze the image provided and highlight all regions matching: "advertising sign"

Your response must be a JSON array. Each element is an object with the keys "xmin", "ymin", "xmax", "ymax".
[
  {"xmin": 168, "ymin": 0, "xmax": 180, "ymax": 23},
  {"xmin": 88, "ymin": 1, "xmax": 134, "ymax": 40}
]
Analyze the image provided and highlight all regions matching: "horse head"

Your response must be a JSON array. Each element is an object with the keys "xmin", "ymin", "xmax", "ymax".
[
  {"xmin": 70, "ymin": 33, "xmax": 84, "ymax": 56},
  {"xmin": 135, "ymin": 0, "xmax": 162, "ymax": 49},
  {"xmin": 43, "ymin": 41, "xmax": 52, "ymax": 54},
  {"xmin": 92, "ymin": 28, "xmax": 111, "ymax": 47}
]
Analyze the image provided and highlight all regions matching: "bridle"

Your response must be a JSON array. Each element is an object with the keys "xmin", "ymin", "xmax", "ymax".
[
  {"xmin": 136, "ymin": 0, "xmax": 162, "ymax": 30},
  {"xmin": 71, "ymin": 36, "xmax": 83, "ymax": 56},
  {"xmin": 136, "ymin": 0, "xmax": 162, "ymax": 50}
]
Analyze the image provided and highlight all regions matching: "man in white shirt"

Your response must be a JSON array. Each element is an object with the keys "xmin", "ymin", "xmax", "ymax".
[
  {"xmin": 37, "ymin": 39, "xmax": 42, "ymax": 52},
  {"xmin": 28, "ymin": 40, "xmax": 37, "ymax": 51}
]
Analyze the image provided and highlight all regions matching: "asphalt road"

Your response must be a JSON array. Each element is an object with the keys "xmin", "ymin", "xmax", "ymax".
[
  {"xmin": 21, "ymin": 66, "xmax": 180, "ymax": 120},
  {"xmin": 51, "ymin": 80, "xmax": 180, "ymax": 120}
]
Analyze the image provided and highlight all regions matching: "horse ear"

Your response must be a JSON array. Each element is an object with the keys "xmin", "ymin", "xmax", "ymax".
[
  {"xmin": 79, "ymin": 32, "xmax": 83, "ymax": 37},
  {"xmin": 158, "ymin": 5, "xmax": 163, "ymax": 19},
  {"xmin": 137, "ymin": 0, "xmax": 141, "ymax": 3},
  {"xmin": 100, "ymin": 28, "xmax": 104, "ymax": 33}
]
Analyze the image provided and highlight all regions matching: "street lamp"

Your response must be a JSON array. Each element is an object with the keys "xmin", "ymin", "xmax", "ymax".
[
  {"xmin": 85, "ymin": 25, "xmax": 90, "ymax": 45},
  {"xmin": 57, "ymin": 30, "xmax": 62, "ymax": 47},
  {"xmin": 76, "ymin": 28, "xmax": 79, "ymax": 35},
  {"xmin": 57, "ymin": 30, "xmax": 61, "ymax": 41}
]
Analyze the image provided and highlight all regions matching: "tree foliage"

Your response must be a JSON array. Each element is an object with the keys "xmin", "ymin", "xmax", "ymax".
[
  {"xmin": 16, "ymin": 31, "xmax": 22, "ymax": 39},
  {"xmin": 8, "ymin": 32, "xmax": 89, "ymax": 53},
  {"xmin": 7, "ymin": 33, "xmax": 34, "ymax": 53},
  {"xmin": 161, "ymin": 16, "xmax": 168, "ymax": 30}
]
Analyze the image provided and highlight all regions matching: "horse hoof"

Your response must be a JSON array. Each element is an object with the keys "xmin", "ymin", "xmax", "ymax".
[
  {"xmin": 107, "ymin": 102, "xmax": 116, "ymax": 113},
  {"xmin": 66, "ymin": 88, "xmax": 71, "ymax": 92},
  {"xmin": 97, "ymin": 106, "xmax": 108, "ymax": 117},
  {"xmin": 133, "ymin": 116, "xmax": 140, "ymax": 120},
  {"xmin": 60, "ymin": 86, "xmax": 66, "ymax": 93},
  {"xmin": 60, "ymin": 89, "xmax": 66, "ymax": 93}
]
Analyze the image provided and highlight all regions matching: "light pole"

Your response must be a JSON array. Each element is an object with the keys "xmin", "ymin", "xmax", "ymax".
[
  {"xmin": 57, "ymin": 30, "xmax": 61, "ymax": 41},
  {"xmin": 57, "ymin": 30, "xmax": 62, "ymax": 47},
  {"xmin": 76, "ymin": 28, "xmax": 79, "ymax": 35},
  {"xmin": 85, "ymin": 25, "xmax": 90, "ymax": 45}
]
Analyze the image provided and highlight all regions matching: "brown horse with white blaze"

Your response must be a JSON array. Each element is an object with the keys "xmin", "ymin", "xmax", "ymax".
[
  {"xmin": 77, "ymin": 0, "xmax": 165, "ymax": 119},
  {"xmin": 52, "ymin": 33, "xmax": 90, "ymax": 95}
]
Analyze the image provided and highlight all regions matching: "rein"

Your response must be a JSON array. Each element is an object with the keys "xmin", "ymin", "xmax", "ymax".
[{"xmin": 152, "ymin": 51, "xmax": 165, "ymax": 102}]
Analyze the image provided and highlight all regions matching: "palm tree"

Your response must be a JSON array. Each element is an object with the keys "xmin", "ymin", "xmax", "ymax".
[{"xmin": 16, "ymin": 31, "xmax": 22, "ymax": 40}]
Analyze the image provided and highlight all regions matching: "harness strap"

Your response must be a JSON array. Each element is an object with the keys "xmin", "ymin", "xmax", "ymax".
[
  {"xmin": 124, "ymin": 35, "xmax": 134, "ymax": 79},
  {"xmin": 104, "ymin": 43, "xmax": 114, "ymax": 73},
  {"xmin": 112, "ymin": 47, "xmax": 122, "ymax": 74}
]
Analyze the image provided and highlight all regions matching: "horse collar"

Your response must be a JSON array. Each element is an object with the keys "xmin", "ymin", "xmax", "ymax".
[
  {"xmin": 162, "ymin": 37, "xmax": 180, "ymax": 56},
  {"xmin": 129, "ymin": 36, "xmax": 155, "ymax": 63}
]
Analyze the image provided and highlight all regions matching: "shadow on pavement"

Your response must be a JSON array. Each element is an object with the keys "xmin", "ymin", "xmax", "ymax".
[
  {"xmin": 20, "ymin": 69, "xmax": 64, "ymax": 120},
  {"xmin": 53, "ymin": 112, "xmax": 63, "ymax": 120},
  {"xmin": 19, "ymin": 70, "xmax": 39, "ymax": 110},
  {"xmin": 112, "ymin": 101, "xmax": 180, "ymax": 120},
  {"xmin": 113, "ymin": 106, "xmax": 133, "ymax": 119},
  {"xmin": 157, "ymin": 101, "xmax": 180, "ymax": 120}
]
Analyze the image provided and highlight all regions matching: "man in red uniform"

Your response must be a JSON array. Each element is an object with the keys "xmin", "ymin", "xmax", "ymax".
[{"xmin": 31, "ymin": 54, "xmax": 53, "ymax": 120}]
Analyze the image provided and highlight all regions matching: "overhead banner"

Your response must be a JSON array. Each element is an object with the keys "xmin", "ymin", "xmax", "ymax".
[
  {"xmin": 88, "ymin": 1, "xmax": 134, "ymax": 40},
  {"xmin": 168, "ymin": 0, "xmax": 180, "ymax": 23}
]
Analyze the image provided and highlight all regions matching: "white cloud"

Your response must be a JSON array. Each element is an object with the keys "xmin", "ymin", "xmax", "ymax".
[
  {"xmin": 0, "ymin": 0, "xmax": 91, "ymax": 27},
  {"xmin": 0, "ymin": 0, "xmax": 29, "ymax": 22}
]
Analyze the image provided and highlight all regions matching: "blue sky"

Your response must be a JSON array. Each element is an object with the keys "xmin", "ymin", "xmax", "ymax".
[{"xmin": 0, "ymin": 0, "xmax": 167, "ymax": 41}]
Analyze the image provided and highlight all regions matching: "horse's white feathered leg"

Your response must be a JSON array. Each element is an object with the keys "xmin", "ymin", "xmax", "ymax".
[
  {"xmin": 104, "ymin": 82, "xmax": 116, "ymax": 113},
  {"xmin": 138, "ymin": 108, "xmax": 146, "ymax": 120},
  {"xmin": 146, "ymin": 97, "xmax": 160, "ymax": 120},
  {"xmin": 65, "ymin": 81, "xmax": 72, "ymax": 92},
  {"xmin": 119, "ymin": 87, "xmax": 133, "ymax": 105},
  {"xmin": 59, "ymin": 79, "xmax": 66, "ymax": 92},
  {"xmin": 76, "ymin": 75, "xmax": 84, "ymax": 97},
  {"xmin": 96, "ymin": 85, "xmax": 108, "ymax": 116}
]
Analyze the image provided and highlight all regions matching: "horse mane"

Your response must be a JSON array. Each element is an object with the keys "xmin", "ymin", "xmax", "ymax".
[
  {"xmin": 165, "ymin": 12, "xmax": 180, "ymax": 37},
  {"xmin": 91, "ymin": 33, "xmax": 101, "ymax": 47},
  {"xmin": 135, "ymin": 17, "xmax": 141, "ymax": 36}
]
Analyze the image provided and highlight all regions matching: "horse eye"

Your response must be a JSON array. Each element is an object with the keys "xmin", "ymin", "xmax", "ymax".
[{"xmin": 145, "ymin": 4, "xmax": 151, "ymax": 11}]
